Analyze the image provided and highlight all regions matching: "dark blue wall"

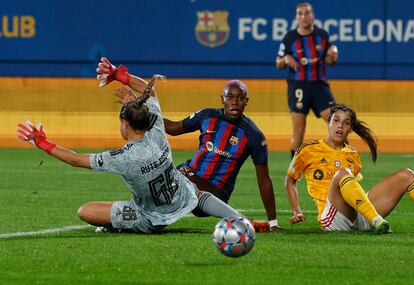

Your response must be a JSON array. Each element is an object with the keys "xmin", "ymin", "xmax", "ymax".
[{"xmin": 1, "ymin": 0, "xmax": 413, "ymax": 78}]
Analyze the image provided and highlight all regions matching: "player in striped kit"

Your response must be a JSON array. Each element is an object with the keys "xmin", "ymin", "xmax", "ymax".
[
  {"xmin": 16, "ymin": 65, "xmax": 244, "ymax": 234},
  {"xmin": 285, "ymin": 104, "xmax": 414, "ymax": 234},
  {"xmin": 164, "ymin": 80, "xmax": 280, "ymax": 232},
  {"xmin": 276, "ymin": 2, "xmax": 338, "ymax": 158}
]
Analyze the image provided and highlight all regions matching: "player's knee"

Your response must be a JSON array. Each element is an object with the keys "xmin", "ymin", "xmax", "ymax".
[
  {"xmin": 333, "ymin": 168, "xmax": 352, "ymax": 182},
  {"xmin": 77, "ymin": 203, "xmax": 91, "ymax": 222},
  {"xmin": 397, "ymin": 168, "xmax": 414, "ymax": 182}
]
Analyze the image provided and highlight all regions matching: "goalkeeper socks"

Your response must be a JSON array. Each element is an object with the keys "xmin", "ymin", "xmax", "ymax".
[
  {"xmin": 339, "ymin": 174, "xmax": 380, "ymax": 223},
  {"xmin": 408, "ymin": 179, "xmax": 414, "ymax": 201},
  {"xmin": 196, "ymin": 192, "xmax": 243, "ymax": 219}
]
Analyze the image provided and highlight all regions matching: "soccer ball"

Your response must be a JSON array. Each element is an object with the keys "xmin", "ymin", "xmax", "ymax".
[{"xmin": 212, "ymin": 217, "xmax": 256, "ymax": 258}]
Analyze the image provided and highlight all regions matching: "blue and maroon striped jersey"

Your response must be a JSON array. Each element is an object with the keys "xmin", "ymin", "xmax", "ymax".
[
  {"xmin": 278, "ymin": 25, "xmax": 331, "ymax": 82},
  {"xmin": 180, "ymin": 108, "xmax": 268, "ymax": 201}
]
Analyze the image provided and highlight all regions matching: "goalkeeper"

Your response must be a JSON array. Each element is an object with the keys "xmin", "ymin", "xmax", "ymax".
[{"xmin": 17, "ymin": 66, "xmax": 244, "ymax": 234}]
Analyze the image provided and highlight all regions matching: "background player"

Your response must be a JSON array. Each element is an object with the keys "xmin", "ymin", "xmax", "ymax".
[
  {"xmin": 276, "ymin": 2, "xmax": 338, "ymax": 158},
  {"xmin": 17, "ymin": 72, "xmax": 244, "ymax": 234},
  {"xmin": 285, "ymin": 104, "xmax": 414, "ymax": 234}
]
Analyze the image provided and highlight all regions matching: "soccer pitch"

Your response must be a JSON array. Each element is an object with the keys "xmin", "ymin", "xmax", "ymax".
[{"xmin": 0, "ymin": 149, "xmax": 413, "ymax": 285}]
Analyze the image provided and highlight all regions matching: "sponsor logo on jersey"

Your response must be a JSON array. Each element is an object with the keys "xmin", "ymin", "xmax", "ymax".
[
  {"xmin": 206, "ymin": 141, "xmax": 214, "ymax": 151},
  {"xmin": 229, "ymin": 135, "xmax": 239, "ymax": 145},
  {"xmin": 205, "ymin": 141, "xmax": 231, "ymax": 158},
  {"xmin": 320, "ymin": 157, "xmax": 327, "ymax": 163},
  {"xmin": 206, "ymin": 129, "xmax": 215, "ymax": 134},
  {"xmin": 195, "ymin": 10, "xmax": 230, "ymax": 48},
  {"xmin": 300, "ymin": 57, "xmax": 308, "ymax": 65}
]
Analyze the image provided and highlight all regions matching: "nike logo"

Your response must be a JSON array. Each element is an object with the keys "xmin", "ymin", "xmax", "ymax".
[{"xmin": 206, "ymin": 130, "xmax": 215, "ymax": 133}]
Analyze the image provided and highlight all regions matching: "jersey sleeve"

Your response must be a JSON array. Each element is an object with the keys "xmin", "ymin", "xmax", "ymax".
[
  {"xmin": 287, "ymin": 149, "xmax": 307, "ymax": 180},
  {"xmin": 90, "ymin": 149, "xmax": 129, "ymax": 175},
  {"xmin": 250, "ymin": 132, "xmax": 268, "ymax": 165},
  {"xmin": 278, "ymin": 33, "xmax": 291, "ymax": 57},
  {"xmin": 182, "ymin": 109, "xmax": 207, "ymax": 132}
]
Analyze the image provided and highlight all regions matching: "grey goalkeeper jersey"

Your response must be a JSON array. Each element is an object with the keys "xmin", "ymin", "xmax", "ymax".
[{"xmin": 90, "ymin": 96, "xmax": 198, "ymax": 226}]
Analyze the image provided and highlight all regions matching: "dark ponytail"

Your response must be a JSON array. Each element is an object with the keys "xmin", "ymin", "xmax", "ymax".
[
  {"xmin": 119, "ymin": 74, "xmax": 166, "ymax": 131},
  {"xmin": 329, "ymin": 104, "xmax": 377, "ymax": 162}
]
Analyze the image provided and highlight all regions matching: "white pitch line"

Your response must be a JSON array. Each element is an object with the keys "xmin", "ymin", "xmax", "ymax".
[
  {"xmin": 1, "ymin": 209, "xmax": 413, "ymax": 239},
  {"xmin": 0, "ymin": 225, "xmax": 92, "ymax": 239}
]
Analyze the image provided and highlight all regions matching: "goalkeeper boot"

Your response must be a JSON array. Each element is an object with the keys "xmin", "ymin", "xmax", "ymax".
[{"xmin": 372, "ymin": 219, "xmax": 392, "ymax": 234}]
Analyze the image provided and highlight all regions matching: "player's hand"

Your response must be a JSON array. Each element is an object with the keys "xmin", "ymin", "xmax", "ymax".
[
  {"xmin": 17, "ymin": 119, "xmax": 46, "ymax": 147},
  {"xmin": 17, "ymin": 119, "xmax": 56, "ymax": 154},
  {"xmin": 284, "ymin": 55, "xmax": 297, "ymax": 71},
  {"xmin": 289, "ymin": 211, "xmax": 307, "ymax": 224},
  {"xmin": 96, "ymin": 57, "xmax": 131, "ymax": 87},
  {"xmin": 325, "ymin": 45, "xmax": 338, "ymax": 66},
  {"xmin": 114, "ymin": 86, "xmax": 138, "ymax": 105}
]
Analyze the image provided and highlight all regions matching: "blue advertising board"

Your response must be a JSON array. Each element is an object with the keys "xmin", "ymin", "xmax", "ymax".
[{"xmin": 0, "ymin": 0, "xmax": 413, "ymax": 78}]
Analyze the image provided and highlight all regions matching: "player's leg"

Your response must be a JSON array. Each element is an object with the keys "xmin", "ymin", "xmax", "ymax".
[
  {"xmin": 290, "ymin": 112, "xmax": 307, "ymax": 158},
  {"xmin": 287, "ymin": 81, "xmax": 310, "ymax": 158},
  {"xmin": 327, "ymin": 169, "xmax": 357, "ymax": 222},
  {"xmin": 195, "ymin": 191, "xmax": 243, "ymax": 219},
  {"xmin": 328, "ymin": 168, "xmax": 383, "ymax": 223},
  {"xmin": 312, "ymin": 82, "xmax": 335, "ymax": 123},
  {"xmin": 367, "ymin": 168, "xmax": 414, "ymax": 217},
  {"xmin": 78, "ymin": 201, "xmax": 112, "ymax": 226},
  {"xmin": 319, "ymin": 107, "xmax": 331, "ymax": 122}
]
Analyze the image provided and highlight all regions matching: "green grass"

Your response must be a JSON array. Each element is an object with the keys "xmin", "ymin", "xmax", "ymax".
[{"xmin": 0, "ymin": 149, "xmax": 413, "ymax": 285}]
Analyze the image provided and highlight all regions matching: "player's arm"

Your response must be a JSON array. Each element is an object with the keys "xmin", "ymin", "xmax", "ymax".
[
  {"xmin": 325, "ymin": 44, "xmax": 338, "ymax": 66},
  {"xmin": 17, "ymin": 120, "xmax": 91, "ymax": 169},
  {"xmin": 96, "ymin": 57, "xmax": 157, "ymax": 97},
  {"xmin": 285, "ymin": 173, "xmax": 307, "ymax": 224},
  {"xmin": 255, "ymin": 164, "xmax": 279, "ymax": 230},
  {"xmin": 276, "ymin": 55, "xmax": 297, "ymax": 71},
  {"xmin": 163, "ymin": 118, "xmax": 188, "ymax": 136}
]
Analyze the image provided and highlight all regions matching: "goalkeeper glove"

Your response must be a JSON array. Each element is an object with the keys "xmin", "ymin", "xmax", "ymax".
[
  {"xmin": 17, "ymin": 119, "xmax": 56, "ymax": 154},
  {"xmin": 96, "ymin": 57, "xmax": 131, "ymax": 87}
]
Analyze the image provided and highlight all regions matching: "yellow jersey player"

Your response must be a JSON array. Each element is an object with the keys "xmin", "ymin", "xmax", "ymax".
[{"xmin": 285, "ymin": 104, "xmax": 414, "ymax": 234}]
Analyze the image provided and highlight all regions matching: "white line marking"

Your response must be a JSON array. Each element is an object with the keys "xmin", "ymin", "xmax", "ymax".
[
  {"xmin": 1, "ymin": 209, "xmax": 413, "ymax": 239},
  {"xmin": 0, "ymin": 225, "xmax": 92, "ymax": 239}
]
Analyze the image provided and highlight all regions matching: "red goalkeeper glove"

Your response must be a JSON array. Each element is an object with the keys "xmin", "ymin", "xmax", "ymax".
[
  {"xmin": 96, "ymin": 57, "xmax": 131, "ymax": 87},
  {"xmin": 17, "ymin": 120, "xmax": 56, "ymax": 154}
]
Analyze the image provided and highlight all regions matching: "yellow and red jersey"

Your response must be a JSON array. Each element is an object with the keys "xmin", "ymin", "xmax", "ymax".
[{"xmin": 287, "ymin": 139, "xmax": 362, "ymax": 220}]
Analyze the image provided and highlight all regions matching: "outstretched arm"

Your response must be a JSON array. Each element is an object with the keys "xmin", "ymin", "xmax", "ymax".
[
  {"xmin": 255, "ymin": 164, "xmax": 279, "ymax": 229},
  {"xmin": 17, "ymin": 120, "xmax": 91, "ymax": 169},
  {"xmin": 163, "ymin": 118, "xmax": 188, "ymax": 136},
  {"xmin": 285, "ymin": 174, "xmax": 307, "ymax": 224},
  {"xmin": 96, "ymin": 57, "xmax": 157, "ymax": 97}
]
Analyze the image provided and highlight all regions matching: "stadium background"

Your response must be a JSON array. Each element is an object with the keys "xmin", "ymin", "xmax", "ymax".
[{"xmin": 1, "ymin": 0, "xmax": 413, "ymax": 152}]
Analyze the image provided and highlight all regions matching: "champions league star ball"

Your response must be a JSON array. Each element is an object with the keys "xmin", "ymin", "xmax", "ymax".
[{"xmin": 212, "ymin": 217, "xmax": 256, "ymax": 258}]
